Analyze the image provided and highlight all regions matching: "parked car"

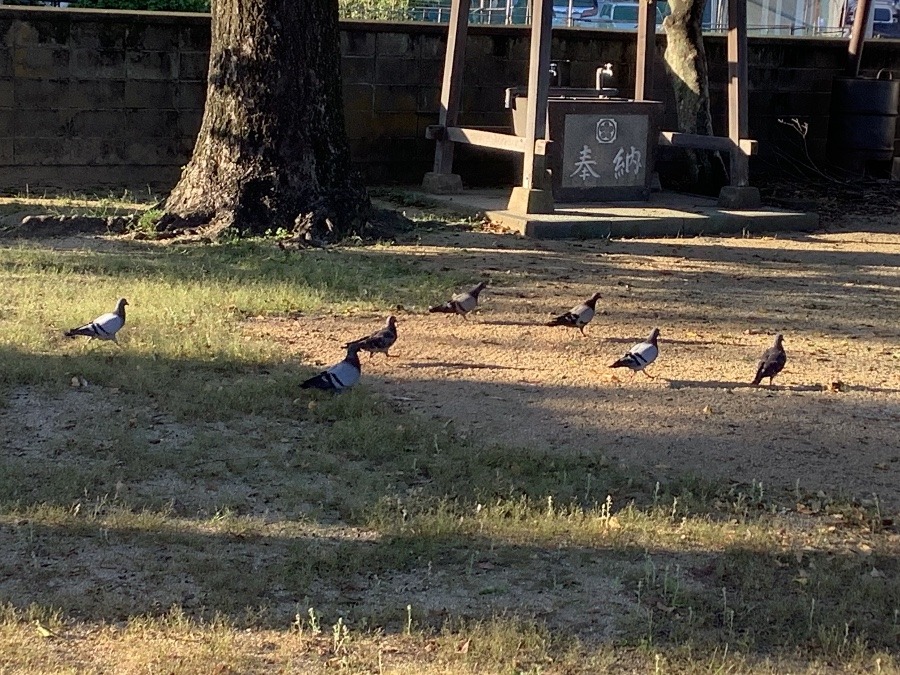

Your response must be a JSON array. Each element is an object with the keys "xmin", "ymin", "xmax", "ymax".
[
  {"xmin": 552, "ymin": 0, "xmax": 600, "ymax": 26},
  {"xmin": 409, "ymin": 0, "xmax": 528, "ymax": 25},
  {"xmin": 555, "ymin": 0, "xmax": 670, "ymax": 29},
  {"xmin": 873, "ymin": 1, "xmax": 900, "ymax": 36}
]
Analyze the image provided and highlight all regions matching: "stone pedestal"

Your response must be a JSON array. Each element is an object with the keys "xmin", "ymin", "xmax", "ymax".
[
  {"xmin": 421, "ymin": 172, "xmax": 463, "ymax": 195},
  {"xmin": 718, "ymin": 186, "xmax": 761, "ymax": 209},
  {"xmin": 507, "ymin": 187, "xmax": 555, "ymax": 215}
]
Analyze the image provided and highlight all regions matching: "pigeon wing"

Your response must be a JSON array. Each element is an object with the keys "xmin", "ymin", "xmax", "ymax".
[
  {"xmin": 547, "ymin": 311, "xmax": 579, "ymax": 328},
  {"xmin": 752, "ymin": 347, "xmax": 786, "ymax": 385},
  {"xmin": 572, "ymin": 303, "xmax": 594, "ymax": 327},
  {"xmin": 65, "ymin": 311, "xmax": 124, "ymax": 340},
  {"xmin": 610, "ymin": 341, "xmax": 658, "ymax": 370},
  {"xmin": 301, "ymin": 358, "xmax": 360, "ymax": 391}
]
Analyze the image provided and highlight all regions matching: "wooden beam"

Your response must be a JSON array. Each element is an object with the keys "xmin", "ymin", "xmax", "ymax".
[
  {"xmin": 726, "ymin": 0, "xmax": 750, "ymax": 186},
  {"xmin": 426, "ymin": 125, "xmax": 552, "ymax": 155},
  {"xmin": 432, "ymin": 0, "xmax": 469, "ymax": 175},
  {"xmin": 521, "ymin": 0, "xmax": 553, "ymax": 191},
  {"xmin": 634, "ymin": 0, "xmax": 656, "ymax": 101},
  {"xmin": 659, "ymin": 131, "xmax": 757, "ymax": 155},
  {"xmin": 846, "ymin": 0, "xmax": 873, "ymax": 76}
]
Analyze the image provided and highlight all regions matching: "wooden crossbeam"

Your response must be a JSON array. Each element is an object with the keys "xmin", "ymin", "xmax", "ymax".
[
  {"xmin": 659, "ymin": 131, "xmax": 757, "ymax": 156},
  {"xmin": 428, "ymin": 126, "xmax": 755, "ymax": 160},
  {"xmin": 426, "ymin": 126, "xmax": 551, "ymax": 155}
]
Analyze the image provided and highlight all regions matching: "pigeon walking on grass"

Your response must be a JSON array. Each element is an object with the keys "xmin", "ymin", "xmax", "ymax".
[
  {"xmin": 345, "ymin": 316, "xmax": 398, "ymax": 358},
  {"xmin": 546, "ymin": 292, "xmax": 602, "ymax": 336},
  {"xmin": 752, "ymin": 333, "xmax": 787, "ymax": 387},
  {"xmin": 428, "ymin": 281, "xmax": 487, "ymax": 319},
  {"xmin": 64, "ymin": 298, "xmax": 128, "ymax": 345},
  {"xmin": 609, "ymin": 328, "xmax": 660, "ymax": 378},
  {"xmin": 300, "ymin": 345, "xmax": 362, "ymax": 392}
]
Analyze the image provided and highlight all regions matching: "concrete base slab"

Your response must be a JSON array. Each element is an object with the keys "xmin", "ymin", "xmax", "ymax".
[
  {"xmin": 411, "ymin": 189, "xmax": 819, "ymax": 240},
  {"xmin": 507, "ymin": 187, "xmax": 555, "ymax": 215},
  {"xmin": 421, "ymin": 172, "xmax": 463, "ymax": 195},
  {"xmin": 718, "ymin": 185, "xmax": 762, "ymax": 209}
]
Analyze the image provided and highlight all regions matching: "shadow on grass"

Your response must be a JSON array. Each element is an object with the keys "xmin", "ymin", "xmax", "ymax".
[
  {"xmin": 1, "ymin": 515, "xmax": 899, "ymax": 662},
  {"xmin": 0, "ymin": 239, "xmax": 468, "ymax": 311},
  {"xmin": 0, "ymin": 341, "xmax": 898, "ymax": 662},
  {"xmin": 2, "ymin": 230, "xmax": 898, "ymax": 344}
]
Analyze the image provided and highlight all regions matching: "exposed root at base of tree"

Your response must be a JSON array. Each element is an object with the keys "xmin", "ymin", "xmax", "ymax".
[{"xmin": 147, "ymin": 204, "xmax": 415, "ymax": 246}]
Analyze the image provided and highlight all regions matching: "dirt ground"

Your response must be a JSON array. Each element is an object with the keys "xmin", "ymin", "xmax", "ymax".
[{"xmin": 254, "ymin": 219, "xmax": 900, "ymax": 509}]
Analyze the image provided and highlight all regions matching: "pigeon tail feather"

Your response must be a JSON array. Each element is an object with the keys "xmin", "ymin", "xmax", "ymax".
[
  {"xmin": 609, "ymin": 355, "xmax": 638, "ymax": 369},
  {"xmin": 546, "ymin": 313, "xmax": 577, "ymax": 328}
]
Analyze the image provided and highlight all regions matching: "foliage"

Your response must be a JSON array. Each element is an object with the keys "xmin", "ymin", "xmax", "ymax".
[
  {"xmin": 338, "ymin": 0, "xmax": 412, "ymax": 20},
  {"xmin": 69, "ymin": 0, "xmax": 210, "ymax": 12}
]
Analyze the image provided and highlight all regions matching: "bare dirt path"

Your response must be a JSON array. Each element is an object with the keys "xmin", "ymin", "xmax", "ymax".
[{"xmin": 256, "ymin": 222, "xmax": 900, "ymax": 509}]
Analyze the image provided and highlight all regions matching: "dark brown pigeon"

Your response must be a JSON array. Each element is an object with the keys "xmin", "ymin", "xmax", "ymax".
[
  {"xmin": 344, "ymin": 316, "xmax": 398, "ymax": 358},
  {"xmin": 752, "ymin": 333, "xmax": 787, "ymax": 386}
]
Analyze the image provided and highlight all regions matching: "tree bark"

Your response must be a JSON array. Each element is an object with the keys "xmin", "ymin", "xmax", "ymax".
[
  {"xmin": 662, "ymin": 0, "xmax": 728, "ymax": 192},
  {"xmin": 163, "ymin": 0, "xmax": 370, "ymax": 240}
]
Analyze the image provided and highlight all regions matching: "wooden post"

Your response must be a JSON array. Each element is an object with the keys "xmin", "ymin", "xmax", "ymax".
[
  {"xmin": 507, "ymin": 0, "xmax": 555, "ymax": 213},
  {"xmin": 521, "ymin": 0, "xmax": 553, "ymax": 191},
  {"xmin": 846, "ymin": 0, "xmax": 872, "ymax": 76},
  {"xmin": 726, "ymin": 0, "xmax": 750, "ymax": 187},
  {"xmin": 634, "ymin": 0, "xmax": 656, "ymax": 101},
  {"xmin": 432, "ymin": 0, "xmax": 469, "ymax": 175}
]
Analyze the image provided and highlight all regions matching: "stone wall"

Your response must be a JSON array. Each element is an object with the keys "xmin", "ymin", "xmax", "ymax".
[{"xmin": 1, "ymin": 6, "xmax": 898, "ymax": 192}]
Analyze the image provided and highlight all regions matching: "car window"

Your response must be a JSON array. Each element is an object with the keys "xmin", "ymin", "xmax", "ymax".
[
  {"xmin": 555, "ymin": 0, "xmax": 597, "ymax": 7},
  {"xmin": 599, "ymin": 4, "xmax": 612, "ymax": 17},
  {"xmin": 612, "ymin": 5, "xmax": 639, "ymax": 21}
]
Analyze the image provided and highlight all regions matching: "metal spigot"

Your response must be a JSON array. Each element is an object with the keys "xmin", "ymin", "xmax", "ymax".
[{"xmin": 596, "ymin": 63, "xmax": 614, "ymax": 90}]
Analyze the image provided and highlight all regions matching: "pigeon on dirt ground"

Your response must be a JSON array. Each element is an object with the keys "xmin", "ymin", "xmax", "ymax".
[
  {"xmin": 546, "ymin": 292, "xmax": 602, "ymax": 336},
  {"xmin": 428, "ymin": 281, "xmax": 487, "ymax": 319},
  {"xmin": 345, "ymin": 316, "xmax": 398, "ymax": 358},
  {"xmin": 752, "ymin": 333, "xmax": 786, "ymax": 386},
  {"xmin": 64, "ymin": 298, "xmax": 128, "ymax": 344},
  {"xmin": 609, "ymin": 328, "xmax": 660, "ymax": 377},
  {"xmin": 300, "ymin": 345, "xmax": 362, "ymax": 392}
]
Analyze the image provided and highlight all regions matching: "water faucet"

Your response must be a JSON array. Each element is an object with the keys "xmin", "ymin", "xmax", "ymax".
[{"xmin": 596, "ymin": 63, "xmax": 614, "ymax": 90}]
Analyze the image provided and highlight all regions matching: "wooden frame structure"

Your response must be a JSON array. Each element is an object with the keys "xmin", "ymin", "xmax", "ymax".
[{"xmin": 423, "ymin": 0, "xmax": 761, "ymax": 213}]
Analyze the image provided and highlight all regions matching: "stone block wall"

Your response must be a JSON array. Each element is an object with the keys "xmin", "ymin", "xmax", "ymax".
[{"xmin": 0, "ymin": 6, "xmax": 898, "ymax": 192}]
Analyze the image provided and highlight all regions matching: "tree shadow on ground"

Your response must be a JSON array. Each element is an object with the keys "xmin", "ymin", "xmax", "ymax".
[{"xmin": 0, "ymin": 345, "xmax": 898, "ymax": 663}]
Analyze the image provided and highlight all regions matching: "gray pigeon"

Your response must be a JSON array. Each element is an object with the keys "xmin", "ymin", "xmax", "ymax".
[
  {"xmin": 752, "ymin": 333, "xmax": 786, "ymax": 386},
  {"xmin": 301, "ymin": 345, "xmax": 361, "ymax": 392},
  {"xmin": 428, "ymin": 281, "xmax": 487, "ymax": 319},
  {"xmin": 546, "ymin": 292, "xmax": 602, "ymax": 336},
  {"xmin": 609, "ymin": 328, "xmax": 660, "ymax": 377},
  {"xmin": 64, "ymin": 298, "xmax": 128, "ymax": 344},
  {"xmin": 345, "ymin": 316, "xmax": 398, "ymax": 358}
]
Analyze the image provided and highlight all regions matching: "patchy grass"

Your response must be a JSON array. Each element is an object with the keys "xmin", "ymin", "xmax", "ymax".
[{"xmin": 1, "ymin": 216, "xmax": 899, "ymax": 673}]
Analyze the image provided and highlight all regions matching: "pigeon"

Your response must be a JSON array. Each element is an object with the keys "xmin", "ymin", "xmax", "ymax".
[
  {"xmin": 64, "ymin": 298, "xmax": 128, "ymax": 344},
  {"xmin": 546, "ymin": 292, "xmax": 602, "ymax": 335},
  {"xmin": 609, "ymin": 328, "xmax": 660, "ymax": 377},
  {"xmin": 752, "ymin": 333, "xmax": 787, "ymax": 386},
  {"xmin": 300, "ymin": 345, "xmax": 361, "ymax": 392},
  {"xmin": 344, "ymin": 316, "xmax": 398, "ymax": 358},
  {"xmin": 428, "ymin": 281, "xmax": 487, "ymax": 318}
]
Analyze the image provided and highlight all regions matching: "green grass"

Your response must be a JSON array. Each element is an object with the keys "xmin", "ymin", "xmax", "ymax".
[
  {"xmin": 1, "ymin": 224, "xmax": 899, "ymax": 674},
  {"xmin": 0, "ymin": 239, "xmax": 469, "ymax": 415}
]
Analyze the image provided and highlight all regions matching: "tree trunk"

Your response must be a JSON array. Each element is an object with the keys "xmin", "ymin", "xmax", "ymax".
[
  {"xmin": 662, "ymin": 0, "xmax": 728, "ymax": 192},
  {"xmin": 163, "ymin": 0, "xmax": 370, "ymax": 240}
]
